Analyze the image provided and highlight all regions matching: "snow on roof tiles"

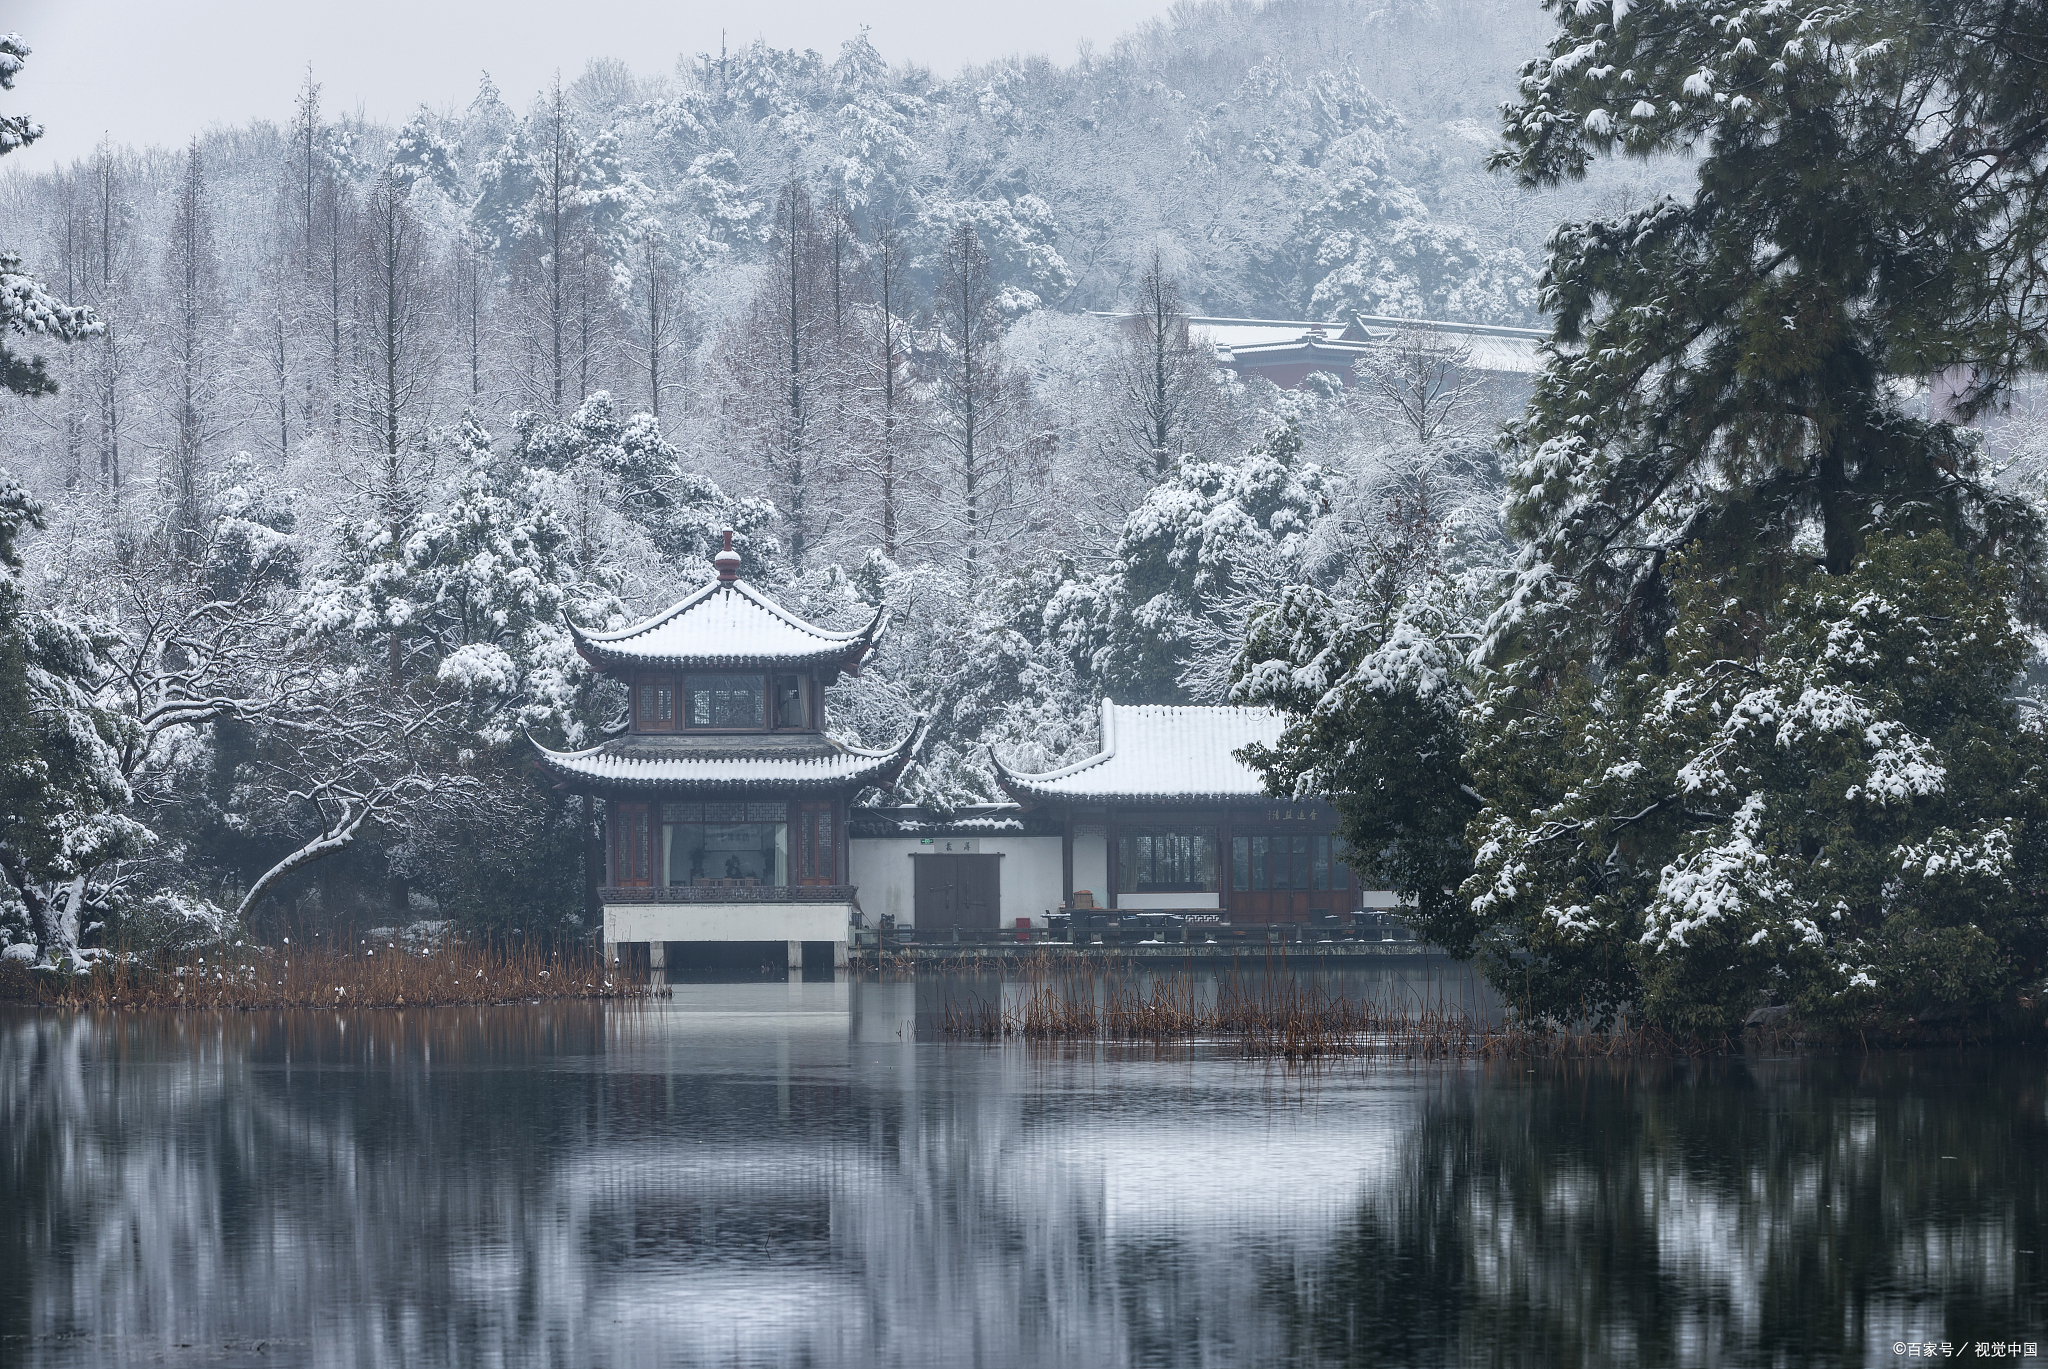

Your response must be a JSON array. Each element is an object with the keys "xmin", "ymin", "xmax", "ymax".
[
  {"xmin": 533, "ymin": 728, "xmax": 919, "ymax": 794},
  {"xmin": 992, "ymin": 701, "xmax": 1284, "ymax": 805},
  {"xmin": 1173, "ymin": 314, "xmax": 1546, "ymax": 376},
  {"xmin": 570, "ymin": 577, "xmax": 885, "ymax": 672}
]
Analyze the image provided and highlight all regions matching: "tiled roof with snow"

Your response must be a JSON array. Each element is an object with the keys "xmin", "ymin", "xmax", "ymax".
[
  {"xmin": 1346, "ymin": 314, "xmax": 1546, "ymax": 374},
  {"xmin": 569, "ymin": 577, "xmax": 886, "ymax": 672},
  {"xmin": 990, "ymin": 701, "xmax": 1284, "ymax": 805},
  {"xmin": 533, "ymin": 727, "xmax": 919, "ymax": 794}
]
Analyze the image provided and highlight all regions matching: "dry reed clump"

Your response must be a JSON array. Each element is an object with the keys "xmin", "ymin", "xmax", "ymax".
[
  {"xmin": 3, "ymin": 940, "xmax": 647, "ymax": 1012},
  {"xmin": 941, "ymin": 963, "xmax": 1698, "ymax": 1060}
]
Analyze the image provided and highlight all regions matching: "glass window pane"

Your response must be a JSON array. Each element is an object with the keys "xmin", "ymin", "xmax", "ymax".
[
  {"xmin": 1117, "ymin": 830, "xmax": 1217, "ymax": 893},
  {"xmin": 686, "ymin": 674, "xmax": 765, "ymax": 728},
  {"xmin": 1232, "ymin": 836, "xmax": 1249, "ymax": 891},
  {"xmin": 1314, "ymin": 835, "xmax": 1330, "ymax": 891},
  {"xmin": 667, "ymin": 821, "xmax": 785, "ymax": 885}
]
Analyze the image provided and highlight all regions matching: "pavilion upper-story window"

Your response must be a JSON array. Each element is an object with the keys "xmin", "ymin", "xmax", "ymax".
[
  {"xmin": 685, "ymin": 673, "xmax": 766, "ymax": 729},
  {"xmin": 634, "ymin": 675, "xmax": 676, "ymax": 732},
  {"xmin": 773, "ymin": 673, "xmax": 808, "ymax": 729}
]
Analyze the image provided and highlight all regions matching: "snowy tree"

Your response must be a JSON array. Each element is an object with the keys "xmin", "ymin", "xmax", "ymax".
[
  {"xmin": 1230, "ymin": 429, "xmax": 1506, "ymax": 946},
  {"xmin": 1, "ymin": 35, "xmax": 100, "ymax": 400},
  {"xmin": 844, "ymin": 224, "xmax": 918, "ymax": 559},
  {"xmin": 917, "ymin": 196, "xmax": 1073, "ymax": 318},
  {"xmin": 1463, "ymin": 534, "xmax": 2048, "ymax": 1035},
  {"xmin": 1048, "ymin": 419, "xmax": 1340, "ymax": 703},
  {"xmin": 1488, "ymin": 0, "xmax": 2048, "ymax": 668},
  {"xmin": 1434, "ymin": 0, "xmax": 2048, "ymax": 1031},
  {"xmin": 159, "ymin": 142, "xmax": 223, "ymax": 562},
  {"xmin": 299, "ymin": 413, "xmax": 622, "ymax": 743},
  {"xmin": 387, "ymin": 107, "xmax": 459, "ymax": 198},
  {"xmin": 833, "ymin": 555, "xmax": 1096, "ymax": 809},
  {"xmin": 513, "ymin": 391, "xmax": 780, "ymax": 578},
  {"xmin": 0, "ymin": 472, "xmax": 148, "ymax": 965},
  {"xmin": 1, "ymin": 251, "xmax": 98, "ymax": 404}
]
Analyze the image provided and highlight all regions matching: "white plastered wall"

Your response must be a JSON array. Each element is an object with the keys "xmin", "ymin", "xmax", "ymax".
[
  {"xmin": 1069, "ymin": 833, "xmax": 1108, "ymax": 908},
  {"xmin": 848, "ymin": 836, "xmax": 1064, "ymax": 928},
  {"xmin": 604, "ymin": 901, "xmax": 852, "ymax": 944}
]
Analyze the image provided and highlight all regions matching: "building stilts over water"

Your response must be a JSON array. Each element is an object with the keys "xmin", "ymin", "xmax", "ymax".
[{"xmin": 534, "ymin": 536, "xmax": 1392, "ymax": 969}]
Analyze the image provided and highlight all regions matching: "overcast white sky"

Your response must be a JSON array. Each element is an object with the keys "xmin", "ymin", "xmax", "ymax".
[{"xmin": 7, "ymin": 0, "xmax": 1178, "ymax": 173}]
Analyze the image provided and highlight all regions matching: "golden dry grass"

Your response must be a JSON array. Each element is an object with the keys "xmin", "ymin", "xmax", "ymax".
[{"xmin": 2, "ymin": 940, "xmax": 647, "ymax": 1011}]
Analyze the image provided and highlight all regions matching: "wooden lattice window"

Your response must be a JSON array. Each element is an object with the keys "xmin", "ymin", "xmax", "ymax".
[{"xmin": 635, "ymin": 676, "xmax": 675, "ymax": 732}]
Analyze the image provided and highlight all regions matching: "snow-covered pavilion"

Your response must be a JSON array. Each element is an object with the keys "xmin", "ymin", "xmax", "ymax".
[
  {"xmin": 534, "ymin": 543, "xmax": 1390, "ymax": 964},
  {"xmin": 533, "ymin": 535, "xmax": 916, "ymax": 969}
]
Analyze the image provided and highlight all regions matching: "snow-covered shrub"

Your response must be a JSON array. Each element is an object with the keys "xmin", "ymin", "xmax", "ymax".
[{"xmin": 122, "ymin": 890, "xmax": 246, "ymax": 958}]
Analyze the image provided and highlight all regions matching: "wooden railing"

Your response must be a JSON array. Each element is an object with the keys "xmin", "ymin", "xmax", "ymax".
[
  {"xmin": 852, "ymin": 918, "xmax": 1417, "ymax": 949},
  {"xmin": 600, "ymin": 885, "xmax": 857, "ymax": 904}
]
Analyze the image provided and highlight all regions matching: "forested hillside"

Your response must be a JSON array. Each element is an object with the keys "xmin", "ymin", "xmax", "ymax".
[{"xmin": 0, "ymin": 0, "xmax": 1661, "ymax": 955}]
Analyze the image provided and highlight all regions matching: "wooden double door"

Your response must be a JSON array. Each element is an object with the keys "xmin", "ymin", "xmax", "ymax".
[{"xmin": 914, "ymin": 855, "xmax": 1000, "ymax": 929}]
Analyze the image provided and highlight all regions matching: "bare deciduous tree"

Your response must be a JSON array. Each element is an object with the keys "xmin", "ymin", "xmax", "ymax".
[
  {"xmin": 1109, "ymin": 249, "xmax": 1224, "ymax": 477},
  {"xmin": 1354, "ymin": 327, "xmax": 1483, "ymax": 444},
  {"xmin": 930, "ymin": 220, "xmax": 1038, "ymax": 586},
  {"xmin": 162, "ymin": 141, "xmax": 221, "ymax": 561},
  {"xmin": 352, "ymin": 171, "xmax": 440, "ymax": 460},
  {"xmin": 720, "ymin": 179, "xmax": 835, "ymax": 571}
]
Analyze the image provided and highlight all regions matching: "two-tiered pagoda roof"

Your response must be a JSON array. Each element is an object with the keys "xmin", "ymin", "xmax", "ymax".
[{"xmin": 532, "ymin": 537, "xmax": 916, "ymax": 796}]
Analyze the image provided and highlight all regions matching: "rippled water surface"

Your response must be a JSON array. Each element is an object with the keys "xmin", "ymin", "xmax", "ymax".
[{"xmin": 3, "ymin": 966, "xmax": 2044, "ymax": 1367}]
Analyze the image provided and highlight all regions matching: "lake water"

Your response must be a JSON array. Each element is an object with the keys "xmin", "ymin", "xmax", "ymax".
[{"xmin": 3, "ymin": 965, "xmax": 2043, "ymax": 1367}]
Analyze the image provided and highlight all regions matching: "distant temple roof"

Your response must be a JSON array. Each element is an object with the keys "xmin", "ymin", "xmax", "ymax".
[
  {"xmin": 567, "ymin": 537, "xmax": 886, "ymax": 675},
  {"xmin": 990, "ymin": 701, "xmax": 1284, "ymax": 806},
  {"xmin": 534, "ymin": 727, "xmax": 920, "ymax": 795},
  {"xmin": 1089, "ymin": 312, "xmax": 1547, "ymax": 388}
]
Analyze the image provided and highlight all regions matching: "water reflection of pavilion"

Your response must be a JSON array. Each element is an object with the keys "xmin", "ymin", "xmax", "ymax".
[{"xmin": 7, "ymin": 1003, "xmax": 2038, "ymax": 1366}]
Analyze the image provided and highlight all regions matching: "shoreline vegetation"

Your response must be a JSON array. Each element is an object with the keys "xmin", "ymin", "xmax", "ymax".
[
  {"xmin": 932, "ymin": 958, "xmax": 2044, "ymax": 1058},
  {"xmin": 3, "ymin": 944, "xmax": 2034, "ymax": 1055},
  {"xmin": 0, "ymin": 940, "xmax": 648, "ymax": 1011}
]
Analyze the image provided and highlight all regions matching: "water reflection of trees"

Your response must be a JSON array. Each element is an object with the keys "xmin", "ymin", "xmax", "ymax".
[
  {"xmin": 1285, "ymin": 1057, "xmax": 2048, "ymax": 1367},
  {"xmin": 4, "ymin": 1003, "xmax": 2043, "ymax": 1368}
]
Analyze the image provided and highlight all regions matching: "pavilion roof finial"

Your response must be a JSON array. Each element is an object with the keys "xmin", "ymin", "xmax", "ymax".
[{"xmin": 714, "ymin": 529, "xmax": 741, "ymax": 583}]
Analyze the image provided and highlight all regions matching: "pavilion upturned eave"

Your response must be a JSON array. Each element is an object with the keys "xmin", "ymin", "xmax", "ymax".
[{"xmin": 532, "ymin": 725, "xmax": 919, "ymax": 796}]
